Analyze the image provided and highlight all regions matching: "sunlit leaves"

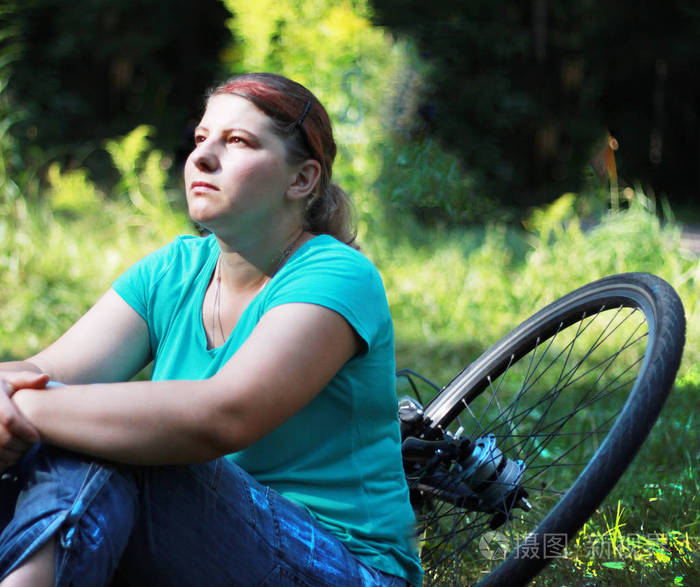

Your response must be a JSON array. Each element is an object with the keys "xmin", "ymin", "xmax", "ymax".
[{"xmin": 219, "ymin": 0, "xmax": 409, "ymax": 235}]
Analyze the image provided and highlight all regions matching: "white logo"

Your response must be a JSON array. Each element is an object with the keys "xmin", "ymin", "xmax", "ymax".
[{"xmin": 478, "ymin": 531, "xmax": 509, "ymax": 560}]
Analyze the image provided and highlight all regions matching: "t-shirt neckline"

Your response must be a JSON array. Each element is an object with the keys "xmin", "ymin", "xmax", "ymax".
[{"xmin": 198, "ymin": 234, "xmax": 327, "ymax": 353}]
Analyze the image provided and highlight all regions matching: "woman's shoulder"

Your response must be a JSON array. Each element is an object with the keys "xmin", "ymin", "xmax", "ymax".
[
  {"xmin": 297, "ymin": 235, "xmax": 375, "ymax": 271},
  {"xmin": 171, "ymin": 232, "xmax": 217, "ymax": 252},
  {"xmin": 273, "ymin": 234, "xmax": 388, "ymax": 305},
  {"xmin": 124, "ymin": 233, "xmax": 216, "ymax": 285},
  {"xmin": 287, "ymin": 235, "xmax": 384, "ymax": 290},
  {"xmin": 155, "ymin": 233, "xmax": 217, "ymax": 266}
]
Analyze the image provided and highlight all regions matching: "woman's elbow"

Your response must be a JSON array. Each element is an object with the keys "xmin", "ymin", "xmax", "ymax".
[{"xmin": 195, "ymin": 391, "xmax": 261, "ymax": 456}]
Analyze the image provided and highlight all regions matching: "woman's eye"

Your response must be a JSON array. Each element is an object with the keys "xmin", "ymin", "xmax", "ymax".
[
  {"xmin": 194, "ymin": 135, "xmax": 206, "ymax": 145},
  {"xmin": 228, "ymin": 135, "xmax": 245, "ymax": 145}
]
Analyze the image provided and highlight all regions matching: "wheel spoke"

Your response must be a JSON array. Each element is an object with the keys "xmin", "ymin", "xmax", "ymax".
[{"xmin": 411, "ymin": 275, "xmax": 685, "ymax": 585}]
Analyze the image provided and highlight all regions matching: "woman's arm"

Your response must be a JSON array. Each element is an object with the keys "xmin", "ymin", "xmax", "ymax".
[
  {"xmin": 27, "ymin": 288, "xmax": 152, "ymax": 384},
  {"xmin": 0, "ymin": 361, "xmax": 45, "ymax": 375},
  {"xmin": 13, "ymin": 302, "xmax": 360, "ymax": 465},
  {"xmin": 0, "ymin": 290, "xmax": 151, "ymax": 470}
]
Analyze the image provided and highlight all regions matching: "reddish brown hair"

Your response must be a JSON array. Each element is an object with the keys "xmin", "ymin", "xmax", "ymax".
[{"xmin": 208, "ymin": 73, "xmax": 356, "ymax": 246}]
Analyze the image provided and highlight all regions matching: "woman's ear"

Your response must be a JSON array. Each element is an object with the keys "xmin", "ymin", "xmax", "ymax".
[{"xmin": 286, "ymin": 159, "xmax": 321, "ymax": 201}]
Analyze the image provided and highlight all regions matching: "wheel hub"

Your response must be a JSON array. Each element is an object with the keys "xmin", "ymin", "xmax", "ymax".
[{"xmin": 400, "ymin": 396, "xmax": 530, "ymax": 524}]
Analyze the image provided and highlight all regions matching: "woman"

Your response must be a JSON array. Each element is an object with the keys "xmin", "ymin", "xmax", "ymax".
[{"xmin": 0, "ymin": 73, "xmax": 423, "ymax": 586}]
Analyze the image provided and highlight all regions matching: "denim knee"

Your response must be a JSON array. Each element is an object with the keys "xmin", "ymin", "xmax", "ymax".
[{"xmin": 0, "ymin": 445, "xmax": 139, "ymax": 586}]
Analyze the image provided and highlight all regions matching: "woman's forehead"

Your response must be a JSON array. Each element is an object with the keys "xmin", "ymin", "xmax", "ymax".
[{"xmin": 198, "ymin": 94, "xmax": 271, "ymax": 131}]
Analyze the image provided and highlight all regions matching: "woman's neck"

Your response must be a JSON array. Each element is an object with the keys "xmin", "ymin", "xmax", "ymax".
[{"xmin": 214, "ymin": 224, "xmax": 308, "ymax": 292}]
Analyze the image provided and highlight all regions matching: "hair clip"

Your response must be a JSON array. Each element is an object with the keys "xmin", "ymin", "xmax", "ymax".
[{"xmin": 295, "ymin": 99, "xmax": 312, "ymax": 128}]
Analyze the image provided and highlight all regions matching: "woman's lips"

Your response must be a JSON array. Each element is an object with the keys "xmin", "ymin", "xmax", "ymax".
[{"xmin": 190, "ymin": 181, "xmax": 219, "ymax": 193}]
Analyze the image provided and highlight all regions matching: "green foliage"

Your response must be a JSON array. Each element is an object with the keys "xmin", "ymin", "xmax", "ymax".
[
  {"xmin": 1, "ymin": 3, "xmax": 697, "ymax": 583},
  {"xmin": 371, "ymin": 0, "xmax": 700, "ymax": 213},
  {"xmin": 370, "ymin": 0, "xmax": 598, "ymax": 211},
  {"xmin": 45, "ymin": 163, "xmax": 102, "ymax": 218},
  {"xmin": 0, "ymin": 129, "xmax": 191, "ymax": 360},
  {"xmin": 103, "ymin": 125, "xmax": 188, "ymax": 237},
  {"xmin": 375, "ymin": 135, "xmax": 502, "ymax": 226},
  {"xmin": 376, "ymin": 192, "xmax": 699, "ymax": 382},
  {"xmin": 4, "ymin": 0, "xmax": 700, "ymax": 225},
  {"xmin": 219, "ymin": 0, "xmax": 426, "ymax": 235},
  {"xmin": 0, "ymin": 0, "xmax": 25, "ymax": 201},
  {"xmin": 221, "ymin": 0, "xmax": 512, "ymax": 228},
  {"xmin": 4, "ymin": 0, "xmax": 230, "ymax": 177}
]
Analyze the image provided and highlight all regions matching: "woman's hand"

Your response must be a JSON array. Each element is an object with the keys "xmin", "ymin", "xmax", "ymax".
[{"xmin": 0, "ymin": 372, "xmax": 48, "ymax": 471}]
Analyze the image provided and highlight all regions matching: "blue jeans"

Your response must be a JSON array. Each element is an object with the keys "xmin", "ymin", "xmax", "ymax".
[{"xmin": 0, "ymin": 445, "xmax": 408, "ymax": 586}]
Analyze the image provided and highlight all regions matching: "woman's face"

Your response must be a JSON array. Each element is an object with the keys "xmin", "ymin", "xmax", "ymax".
[{"xmin": 184, "ymin": 93, "xmax": 298, "ymax": 237}]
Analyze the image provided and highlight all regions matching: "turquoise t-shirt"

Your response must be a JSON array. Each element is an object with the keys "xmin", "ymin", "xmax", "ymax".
[{"xmin": 112, "ymin": 233, "xmax": 423, "ymax": 586}]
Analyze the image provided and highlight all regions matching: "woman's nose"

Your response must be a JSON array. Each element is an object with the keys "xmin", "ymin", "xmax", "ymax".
[{"xmin": 191, "ymin": 143, "xmax": 219, "ymax": 172}]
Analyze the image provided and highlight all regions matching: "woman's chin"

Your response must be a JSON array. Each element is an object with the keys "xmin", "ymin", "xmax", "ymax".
[
  {"xmin": 187, "ymin": 202, "xmax": 217, "ymax": 226},
  {"xmin": 188, "ymin": 210, "xmax": 232, "ymax": 237}
]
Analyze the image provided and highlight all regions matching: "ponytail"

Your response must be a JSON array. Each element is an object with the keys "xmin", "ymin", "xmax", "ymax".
[{"xmin": 304, "ymin": 182, "xmax": 357, "ymax": 247}]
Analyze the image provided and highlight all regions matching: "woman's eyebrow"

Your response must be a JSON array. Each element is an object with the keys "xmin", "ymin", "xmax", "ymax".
[{"xmin": 195, "ymin": 124, "xmax": 258, "ymax": 137}]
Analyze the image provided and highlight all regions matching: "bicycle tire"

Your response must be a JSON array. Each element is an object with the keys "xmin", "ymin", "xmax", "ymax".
[{"xmin": 410, "ymin": 273, "xmax": 686, "ymax": 586}]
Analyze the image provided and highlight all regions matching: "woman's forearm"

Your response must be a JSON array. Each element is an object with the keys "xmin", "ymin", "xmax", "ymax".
[
  {"xmin": 0, "ymin": 360, "xmax": 45, "ymax": 375},
  {"xmin": 10, "ymin": 304, "xmax": 359, "ymax": 467},
  {"xmin": 12, "ymin": 379, "xmax": 238, "ymax": 465}
]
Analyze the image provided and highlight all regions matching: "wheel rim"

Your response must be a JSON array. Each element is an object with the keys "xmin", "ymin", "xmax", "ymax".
[{"xmin": 411, "ymin": 286, "xmax": 661, "ymax": 586}]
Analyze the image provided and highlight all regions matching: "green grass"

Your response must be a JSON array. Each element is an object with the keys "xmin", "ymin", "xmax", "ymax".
[
  {"xmin": 1, "ymin": 131, "xmax": 697, "ymax": 585},
  {"xmin": 3, "ymin": 0, "xmax": 695, "ymax": 581},
  {"xmin": 0, "ymin": 127, "xmax": 193, "ymax": 360},
  {"xmin": 368, "ymin": 191, "xmax": 699, "ymax": 380},
  {"xmin": 366, "ymin": 192, "xmax": 699, "ymax": 586}
]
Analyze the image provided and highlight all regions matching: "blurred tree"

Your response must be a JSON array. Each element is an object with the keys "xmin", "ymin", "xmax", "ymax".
[
  {"xmin": 219, "ymin": 0, "xmax": 411, "ymax": 232},
  {"xmin": 5, "ymin": 0, "xmax": 698, "ymax": 221},
  {"xmin": 370, "ymin": 0, "xmax": 700, "ymax": 212},
  {"xmin": 586, "ymin": 0, "xmax": 700, "ymax": 206},
  {"xmin": 0, "ymin": 0, "xmax": 24, "ymax": 199},
  {"xmin": 6, "ymin": 0, "xmax": 231, "ymax": 183}
]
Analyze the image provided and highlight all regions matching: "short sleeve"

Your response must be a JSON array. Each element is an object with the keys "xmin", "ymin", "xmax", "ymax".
[
  {"xmin": 262, "ymin": 238, "xmax": 392, "ymax": 354},
  {"xmin": 111, "ymin": 240, "xmax": 178, "ymax": 320}
]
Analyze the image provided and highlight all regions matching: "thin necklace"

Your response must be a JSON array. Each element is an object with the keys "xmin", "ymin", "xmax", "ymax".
[
  {"xmin": 212, "ymin": 257, "xmax": 225, "ymax": 345},
  {"xmin": 269, "ymin": 229, "xmax": 305, "ymax": 277},
  {"xmin": 211, "ymin": 230, "xmax": 305, "ymax": 347}
]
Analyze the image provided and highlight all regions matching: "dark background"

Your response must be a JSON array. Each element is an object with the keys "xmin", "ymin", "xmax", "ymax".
[
  {"xmin": 3, "ymin": 0, "xmax": 699, "ymax": 218},
  {"xmin": 370, "ymin": 0, "xmax": 700, "ymax": 210}
]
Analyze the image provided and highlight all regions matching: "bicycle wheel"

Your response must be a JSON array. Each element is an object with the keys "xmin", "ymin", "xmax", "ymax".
[{"xmin": 408, "ymin": 273, "xmax": 686, "ymax": 586}]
